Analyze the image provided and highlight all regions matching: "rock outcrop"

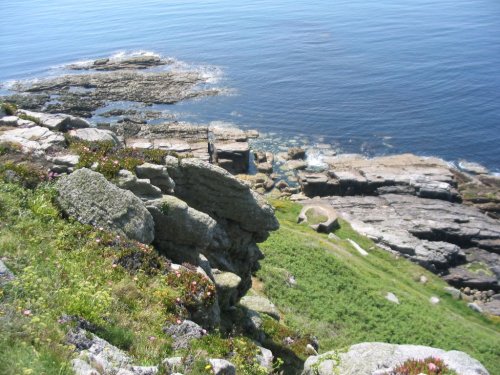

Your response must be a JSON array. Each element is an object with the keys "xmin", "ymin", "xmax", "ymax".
[
  {"xmin": 327, "ymin": 194, "xmax": 500, "ymax": 271},
  {"xmin": 298, "ymin": 154, "xmax": 460, "ymax": 201},
  {"xmin": 55, "ymin": 168, "xmax": 155, "ymax": 244},
  {"xmin": 0, "ymin": 126, "xmax": 65, "ymax": 155},
  {"xmin": 302, "ymin": 342, "xmax": 489, "ymax": 375},
  {"xmin": 166, "ymin": 158, "xmax": 279, "ymax": 298}
]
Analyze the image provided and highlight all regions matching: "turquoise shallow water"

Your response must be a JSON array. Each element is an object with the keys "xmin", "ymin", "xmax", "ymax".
[{"xmin": 1, "ymin": 0, "xmax": 499, "ymax": 171}]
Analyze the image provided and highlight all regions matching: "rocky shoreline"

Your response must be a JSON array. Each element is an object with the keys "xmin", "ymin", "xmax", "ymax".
[{"xmin": 1, "ymin": 54, "xmax": 498, "ymax": 374}]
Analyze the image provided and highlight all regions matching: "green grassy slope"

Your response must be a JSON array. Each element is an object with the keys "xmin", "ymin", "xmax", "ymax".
[{"xmin": 257, "ymin": 200, "xmax": 500, "ymax": 374}]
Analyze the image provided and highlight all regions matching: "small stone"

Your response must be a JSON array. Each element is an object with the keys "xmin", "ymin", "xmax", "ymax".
[
  {"xmin": 385, "ymin": 292, "xmax": 399, "ymax": 304},
  {"xmin": 208, "ymin": 359, "xmax": 236, "ymax": 375},
  {"xmin": 419, "ymin": 275, "xmax": 428, "ymax": 284},
  {"xmin": 468, "ymin": 302, "xmax": 483, "ymax": 313},
  {"xmin": 429, "ymin": 296, "xmax": 440, "ymax": 304}
]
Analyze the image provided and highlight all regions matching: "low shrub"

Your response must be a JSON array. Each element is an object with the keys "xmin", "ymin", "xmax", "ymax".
[
  {"xmin": 1, "ymin": 102, "xmax": 17, "ymax": 115},
  {"xmin": 391, "ymin": 357, "xmax": 457, "ymax": 375}
]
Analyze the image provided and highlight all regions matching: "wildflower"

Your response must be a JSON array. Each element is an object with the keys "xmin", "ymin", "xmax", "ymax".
[
  {"xmin": 113, "ymin": 160, "xmax": 119, "ymax": 165},
  {"xmin": 99, "ymin": 227, "xmax": 104, "ymax": 231},
  {"xmin": 191, "ymin": 281, "xmax": 197, "ymax": 286},
  {"xmin": 23, "ymin": 310, "xmax": 32, "ymax": 316},
  {"xmin": 428, "ymin": 363, "xmax": 438, "ymax": 371},
  {"xmin": 96, "ymin": 238, "xmax": 101, "ymax": 243},
  {"xmin": 112, "ymin": 264, "xmax": 118, "ymax": 268},
  {"xmin": 148, "ymin": 336, "xmax": 156, "ymax": 342},
  {"xmin": 133, "ymin": 276, "xmax": 138, "ymax": 281},
  {"xmin": 206, "ymin": 291, "xmax": 211, "ymax": 296},
  {"xmin": 176, "ymin": 297, "xmax": 181, "ymax": 303},
  {"xmin": 176, "ymin": 319, "xmax": 182, "ymax": 324},
  {"xmin": 205, "ymin": 364, "xmax": 211, "ymax": 370}
]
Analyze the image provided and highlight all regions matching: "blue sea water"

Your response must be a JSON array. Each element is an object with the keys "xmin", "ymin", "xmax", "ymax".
[{"xmin": 1, "ymin": 0, "xmax": 499, "ymax": 171}]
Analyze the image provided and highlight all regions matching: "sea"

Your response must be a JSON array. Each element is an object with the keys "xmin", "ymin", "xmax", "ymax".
[{"xmin": 1, "ymin": 0, "xmax": 499, "ymax": 172}]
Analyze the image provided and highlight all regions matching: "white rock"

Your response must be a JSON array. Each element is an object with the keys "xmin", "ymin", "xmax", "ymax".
[
  {"xmin": 429, "ymin": 296, "xmax": 440, "ymax": 304},
  {"xmin": 208, "ymin": 359, "xmax": 236, "ymax": 375},
  {"xmin": 385, "ymin": 292, "xmax": 399, "ymax": 304}
]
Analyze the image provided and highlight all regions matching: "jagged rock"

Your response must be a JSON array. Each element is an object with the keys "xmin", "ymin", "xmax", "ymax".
[
  {"xmin": 0, "ymin": 126, "xmax": 65, "ymax": 155},
  {"xmin": 302, "ymin": 342, "xmax": 489, "ymax": 375},
  {"xmin": 116, "ymin": 170, "xmax": 163, "ymax": 201},
  {"xmin": 146, "ymin": 195, "xmax": 216, "ymax": 264},
  {"xmin": 288, "ymin": 147, "xmax": 306, "ymax": 160},
  {"xmin": 213, "ymin": 271, "xmax": 242, "ymax": 310},
  {"xmin": 327, "ymin": 194, "xmax": 500, "ymax": 271},
  {"xmin": 136, "ymin": 163, "xmax": 175, "ymax": 194},
  {"xmin": 162, "ymin": 357, "xmax": 184, "ymax": 374},
  {"xmin": 0, "ymin": 116, "xmax": 24, "ymax": 127},
  {"xmin": 239, "ymin": 295, "xmax": 280, "ymax": 321},
  {"xmin": 72, "ymin": 358, "xmax": 99, "ymax": 375},
  {"xmin": 55, "ymin": 168, "xmax": 155, "ymax": 244},
  {"xmin": 69, "ymin": 328, "xmax": 131, "ymax": 374},
  {"xmin": 17, "ymin": 110, "xmax": 90, "ymax": 131},
  {"xmin": 208, "ymin": 359, "xmax": 236, "ymax": 375},
  {"xmin": 256, "ymin": 346, "xmax": 274, "ymax": 372},
  {"xmin": 0, "ymin": 259, "xmax": 15, "ymax": 285},
  {"xmin": 214, "ymin": 141, "xmax": 250, "ymax": 174},
  {"xmin": 163, "ymin": 320, "xmax": 205, "ymax": 350},
  {"xmin": 69, "ymin": 128, "xmax": 120, "ymax": 145}
]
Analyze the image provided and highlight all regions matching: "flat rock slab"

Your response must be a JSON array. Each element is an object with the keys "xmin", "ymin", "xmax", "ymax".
[
  {"xmin": 299, "ymin": 153, "xmax": 460, "ymax": 201},
  {"xmin": 303, "ymin": 342, "xmax": 489, "ymax": 375},
  {"xmin": 69, "ymin": 128, "xmax": 119, "ymax": 145},
  {"xmin": 326, "ymin": 194, "xmax": 500, "ymax": 272},
  {"xmin": 0, "ymin": 259, "xmax": 15, "ymax": 285}
]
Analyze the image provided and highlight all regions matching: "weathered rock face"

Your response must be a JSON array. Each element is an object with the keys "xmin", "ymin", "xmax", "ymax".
[
  {"xmin": 0, "ymin": 259, "xmax": 15, "ymax": 285},
  {"xmin": 302, "ymin": 342, "xmax": 489, "ymax": 375},
  {"xmin": 146, "ymin": 195, "xmax": 217, "ymax": 264},
  {"xmin": 67, "ymin": 54, "xmax": 172, "ymax": 71},
  {"xmin": 17, "ymin": 110, "xmax": 90, "ymax": 131},
  {"xmin": 166, "ymin": 158, "xmax": 279, "ymax": 298},
  {"xmin": 327, "ymin": 194, "xmax": 500, "ymax": 270},
  {"xmin": 299, "ymin": 154, "xmax": 460, "ymax": 201},
  {"xmin": 55, "ymin": 168, "xmax": 155, "ymax": 244},
  {"xmin": 0, "ymin": 126, "xmax": 66, "ymax": 155}
]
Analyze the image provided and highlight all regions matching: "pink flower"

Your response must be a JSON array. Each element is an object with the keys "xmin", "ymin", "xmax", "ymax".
[
  {"xmin": 112, "ymin": 264, "xmax": 118, "ymax": 268},
  {"xmin": 23, "ymin": 310, "xmax": 32, "ymax": 316},
  {"xmin": 96, "ymin": 238, "xmax": 101, "ymax": 243},
  {"xmin": 148, "ymin": 336, "xmax": 156, "ymax": 341},
  {"xmin": 191, "ymin": 281, "xmax": 197, "ymax": 286},
  {"xmin": 428, "ymin": 363, "xmax": 438, "ymax": 371},
  {"xmin": 176, "ymin": 319, "xmax": 182, "ymax": 324}
]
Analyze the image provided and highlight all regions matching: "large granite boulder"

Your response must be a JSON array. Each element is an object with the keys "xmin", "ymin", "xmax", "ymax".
[
  {"xmin": 145, "ymin": 195, "xmax": 217, "ymax": 264},
  {"xmin": 165, "ymin": 158, "xmax": 279, "ymax": 298},
  {"xmin": 55, "ymin": 168, "xmax": 155, "ymax": 244},
  {"xmin": 302, "ymin": 342, "xmax": 489, "ymax": 375},
  {"xmin": 168, "ymin": 158, "xmax": 278, "ymax": 233}
]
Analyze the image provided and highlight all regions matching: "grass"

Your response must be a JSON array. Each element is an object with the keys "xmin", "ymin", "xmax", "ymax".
[
  {"xmin": 0, "ymin": 179, "xmax": 281, "ymax": 374},
  {"xmin": 257, "ymin": 199, "xmax": 500, "ymax": 374}
]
